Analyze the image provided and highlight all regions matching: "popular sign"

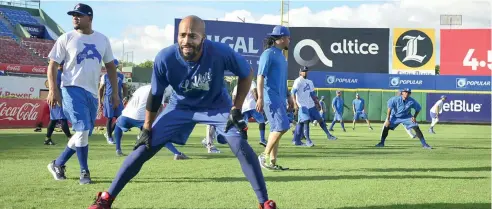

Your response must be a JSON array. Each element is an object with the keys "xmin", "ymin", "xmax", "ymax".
[
  {"xmin": 440, "ymin": 29, "xmax": 492, "ymax": 76},
  {"xmin": 426, "ymin": 93, "xmax": 491, "ymax": 123},
  {"xmin": 288, "ymin": 27, "xmax": 389, "ymax": 80},
  {"xmin": 392, "ymin": 28, "xmax": 436, "ymax": 75}
]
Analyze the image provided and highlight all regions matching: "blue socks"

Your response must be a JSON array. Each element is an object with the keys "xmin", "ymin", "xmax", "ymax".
[
  {"xmin": 114, "ymin": 126, "xmax": 123, "ymax": 151},
  {"xmin": 330, "ymin": 120, "xmax": 336, "ymax": 130},
  {"xmin": 76, "ymin": 145, "xmax": 89, "ymax": 172},
  {"xmin": 292, "ymin": 123, "xmax": 304, "ymax": 145},
  {"xmin": 165, "ymin": 143, "xmax": 181, "ymax": 155},
  {"xmin": 319, "ymin": 121, "xmax": 331, "ymax": 136},
  {"xmin": 259, "ymin": 123, "xmax": 266, "ymax": 143},
  {"xmin": 341, "ymin": 121, "xmax": 345, "ymax": 130},
  {"xmin": 54, "ymin": 146, "xmax": 76, "ymax": 166}
]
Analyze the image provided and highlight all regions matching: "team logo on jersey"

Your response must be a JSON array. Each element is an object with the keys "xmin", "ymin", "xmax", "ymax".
[
  {"xmin": 77, "ymin": 43, "xmax": 102, "ymax": 64},
  {"xmin": 180, "ymin": 71, "xmax": 212, "ymax": 94},
  {"xmin": 303, "ymin": 83, "xmax": 311, "ymax": 92}
]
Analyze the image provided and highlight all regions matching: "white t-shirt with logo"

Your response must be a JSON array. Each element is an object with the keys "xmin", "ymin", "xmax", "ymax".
[
  {"xmin": 232, "ymin": 81, "xmax": 257, "ymax": 113},
  {"xmin": 430, "ymin": 100, "xmax": 444, "ymax": 114},
  {"xmin": 292, "ymin": 77, "xmax": 315, "ymax": 108},
  {"xmin": 48, "ymin": 30, "xmax": 114, "ymax": 96},
  {"xmin": 122, "ymin": 85, "xmax": 151, "ymax": 121}
]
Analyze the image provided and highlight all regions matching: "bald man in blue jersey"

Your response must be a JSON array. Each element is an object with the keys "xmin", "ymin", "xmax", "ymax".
[{"xmin": 88, "ymin": 16, "xmax": 277, "ymax": 209}]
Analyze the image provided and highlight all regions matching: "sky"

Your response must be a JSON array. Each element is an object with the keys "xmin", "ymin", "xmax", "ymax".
[{"xmin": 38, "ymin": 0, "xmax": 492, "ymax": 64}]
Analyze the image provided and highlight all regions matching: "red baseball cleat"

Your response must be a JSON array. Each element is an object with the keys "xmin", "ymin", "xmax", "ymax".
[
  {"xmin": 88, "ymin": 191, "xmax": 114, "ymax": 209},
  {"xmin": 259, "ymin": 200, "xmax": 277, "ymax": 209}
]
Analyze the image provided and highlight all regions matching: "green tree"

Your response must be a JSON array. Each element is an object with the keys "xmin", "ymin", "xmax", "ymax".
[
  {"xmin": 435, "ymin": 65, "xmax": 440, "ymax": 75},
  {"xmin": 137, "ymin": 60, "xmax": 154, "ymax": 68}
]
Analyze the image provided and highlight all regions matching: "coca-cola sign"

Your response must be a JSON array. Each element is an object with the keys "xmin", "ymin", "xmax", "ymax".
[
  {"xmin": 0, "ymin": 63, "xmax": 47, "ymax": 74},
  {"xmin": 0, "ymin": 98, "xmax": 47, "ymax": 128},
  {"xmin": 0, "ymin": 102, "xmax": 40, "ymax": 121}
]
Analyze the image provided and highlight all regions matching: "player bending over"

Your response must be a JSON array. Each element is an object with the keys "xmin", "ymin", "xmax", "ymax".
[
  {"xmin": 99, "ymin": 59, "xmax": 128, "ymax": 144},
  {"xmin": 376, "ymin": 88, "xmax": 432, "ymax": 149},
  {"xmin": 45, "ymin": 61, "xmax": 72, "ymax": 145},
  {"xmin": 351, "ymin": 93, "xmax": 373, "ymax": 130},
  {"xmin": 429, "ymin": 95, "xmax": 447, "ymax": 134},
  {"xmin": 329, "ymin": 90, "xmax": 350, "ymax": 132},
  {"xmin": 291, "ymin": 66, "xmax": 336, "ymax": 147},
  {"xmin": 112, "ymin": 84, "xmax": 188, "ymax": 160},
  {"xmin": 88, "ymin": 15, "xmax": 277, "ymax": 209},
  {"xmin": 232, "ymin": 80, "xmax": 268, "ymax": 147}
]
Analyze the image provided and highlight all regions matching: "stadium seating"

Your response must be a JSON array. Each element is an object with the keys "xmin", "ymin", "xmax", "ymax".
[
  {"xmin": 0, "ymin": 37, "xmax": 47, "ymax": 66},
  {"xmin": 0, "ymin": 21, "xmax": 15, "ymax": 40},
  {"xmin": 0, "ymin": 8, "xmax": 39, "ymax": 26},
  {"xmin": 21, "ymin": 37, "xmax": 55, "ymax": 59}
]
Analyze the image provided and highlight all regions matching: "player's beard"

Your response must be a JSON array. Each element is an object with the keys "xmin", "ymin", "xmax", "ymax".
[{"xmin": 180, "ymin": 40, "xmax": 203, "ymax": 61}]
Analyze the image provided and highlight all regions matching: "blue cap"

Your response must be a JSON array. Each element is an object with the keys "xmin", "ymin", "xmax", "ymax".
[
  {"xmin": 114, "ymin": 59, "xmax": 119, "ymax": 66},
  {"xmin": 267, "ymin": 25, "xmax": 290, "ymax": 37},
  {"xmin": 300, "ymin": 66, "xmax": 309, "ymax": 72},
  {"xmin": 401, "ymin": 88, "xmax": 412, "ymax": 93},
  {"xmin": 67, "ymin": 3, "xmax": 93, "ymax": 16},
  {"xmin": 441, "ymin": 95, "xmax": 447, "ymax": 99}
]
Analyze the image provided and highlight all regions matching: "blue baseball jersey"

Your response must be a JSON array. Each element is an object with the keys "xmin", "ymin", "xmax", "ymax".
[
  {"xmin": 319, "ymin": 100, "xmax": 326, "ymax": 112},
  {"xmin": 332, "ymin": 96, "xmax": 344, "ymax": 113},
  {"xmin": 151, "ymin": 39, "xmax": 250, "ymax": 110},
  {"xmin": 257, "ymin": 47, "xmax": 287, "ymax": 104},
  {"xmin": 387, "ymin": 96, "xmax": 421, "ymax": 119},
  {"xmin": 352, "ymin": 98, "xmax": 365, "ymax": 112},
  {"xmin": 102, "ymin": 72, "xmax": 125, "ymax": 99}
]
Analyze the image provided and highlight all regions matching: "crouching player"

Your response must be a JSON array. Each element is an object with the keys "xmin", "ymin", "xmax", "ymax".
[{"xmin": 376, "ymin": 88, "xmax": 432, "ymax": 149}]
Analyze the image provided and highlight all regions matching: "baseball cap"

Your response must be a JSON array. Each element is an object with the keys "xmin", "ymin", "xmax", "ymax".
[
  {"xmin": 320, "ymin": 96, "xmax": 325, "ymax": 100},
  {"xmin": 267, "ymin": 25, "xmax": 290, "ymax": 37},
  {"xmin": 336, "ymin": 90, "xmax": 341, "ymax": 94},
  {"xmin": 401, "ymin": 88, "xmax": 412, "ymax": 93},
  {"xmin": 441, "ymin": 95, "xmax": 447, "ymax": 99},
  {"xmin": 67, "ymin": 3, "xmax": 93, "ymax": 16},
  {"xmin": 356, "ymin": 93, "xmax": 359, "ymax": 96},
  {"xmin": 300, "ymin": 66, "xmax": 309, "ymax": 72}
]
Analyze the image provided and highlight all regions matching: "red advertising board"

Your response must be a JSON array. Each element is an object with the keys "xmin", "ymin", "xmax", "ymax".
[
  {"xmin": 440, "ymin": 29, "xmax": 492, "ymax": 76},
  {"xmin": 0, "ymin": 98, "xmax": 110, "ymax": 129},
  {"xmin": 0, "ymin": 63, "xmax": 47, "ymax": 74}
]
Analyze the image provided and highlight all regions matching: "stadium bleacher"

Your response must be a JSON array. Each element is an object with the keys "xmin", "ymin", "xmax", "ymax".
[
  {"xmin": 0, "ymin": 8, "xmax": 39, "ymax": 26},
  {"xmin": 21, "ymin": 37, "xmax": 55, "ymax": 59},
  {"xmin": 0, "ymin": 21, "xmax": 15, "ymax": 39},
  {"xmin": 0, "ymin": 36, "xmax": 47, "ymax": 65}
]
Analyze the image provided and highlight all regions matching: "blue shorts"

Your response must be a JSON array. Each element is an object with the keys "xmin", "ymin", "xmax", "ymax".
[
  {"xmin": 263, "ymin": 101, "xmax": 290, "ymax": 132},
  {"xmin": 388, "ymin": 116, "xmax": 418, "ymax": 130},
  {"xmin": 116, "ymin": 116, "xmax": 144, "ymax": 132},
  {"xmin": 298, "ymin": 106, "xmax": 323, "ymax": 123},
  {"xmin": 61, "ymin": 86, "xmax": 98, "ymax": 135},
  {"xmin": 49, "ymin": 104, "xmax": 66, "ymax": 120},
  {"xmin": 243, "ymin": 109, "xmax": 265, "ymax": 123},
  {"xmin": 150, "ymin": 106, "xmax": 244, "ymax": 146},
  {"xmin": 103, "ymin": 97, "xmax": 124, "ymax": 118},
  {"xmin": 353, "ymin": 111, "xmax": 367, "ymax": 120},
  {"xmin": 333, "ymin": 112, "xmax": 343, "ymax": 121}
]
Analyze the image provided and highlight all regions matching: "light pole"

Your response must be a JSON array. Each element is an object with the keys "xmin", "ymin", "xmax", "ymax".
[
  {"xmin": 440, "ymin": 14, "xmax": 462, "ymax": 29},
  {"xmin": 237, "ymin": 16, "xmax": 245, "ymax": 23},
  {"xmin": 123, "ymin": 51, "xmax": 134, "ymax": 67}
]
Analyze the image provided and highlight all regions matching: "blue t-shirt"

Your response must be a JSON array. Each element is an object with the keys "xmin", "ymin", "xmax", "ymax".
[
  {"xmin": 352, "ymin": 98, "xmax": 365, "ymax": 112},
  {"xmin": 151, "ymin": 39, "xmax": 250, "ymax": 110},
  {"xmin": 387, "ymin": 96, "xmax": 421, "ymax": 119},
  {"xmin": 104, "ymin": 72, "xmax": 125, "ymax": 99},
  {"xmin": 257, "ymin": 46, "xmax": 287, "ymax": 104},
  {"xmin": 332, "ymin": 96, "xmax": 344, "ymax": 113}
]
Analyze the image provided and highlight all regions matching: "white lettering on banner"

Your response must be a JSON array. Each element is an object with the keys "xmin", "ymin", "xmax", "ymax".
[
  {"xmin": 400, "ymin": 79, "xmax": 423, "ymax": 85},
  {"xmin": 442, "ymin": 100, "xmax": 482, "ymax": 112},
  {"xmin": 31, "ymin": 67, "xmax": 46, "ymax": 73},
  {"xmin": 336, "ymin": 78, "xmax": 358, "ymax": 84},
  {"xmin": 0, "ymin": 91, "xmax": 33, "ymax": 98},
  {"xmin": 331, "ymin": 39, "xmax": 379, "ymax": 55},
  {"xmin": 0, "ymin": 102, "xmax": 40, "ymax": 121},
  {"xmin": 207, "ymin": 36, "xmax": 259, "ymax": 54},
  {"xmin": 467, "ymin": 80, "xmax": 491, "ymax": 86},
  {"xmin": 6, "ymin": 65, "xmax": 20, "ymax": 72}
]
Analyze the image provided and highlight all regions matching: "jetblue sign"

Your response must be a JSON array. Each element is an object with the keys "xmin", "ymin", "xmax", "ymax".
[
  {"xmin": 174, "ymin": 19, "xmax": 274, "ymax": 75},
  {"xmin": 427, "ymin": 93, "xmax": 491, "ymax": 123}
]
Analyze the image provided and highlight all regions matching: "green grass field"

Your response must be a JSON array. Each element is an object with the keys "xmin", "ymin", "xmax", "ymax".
[{"xmin": 0, "ymin": 123, "xmax": 490, "ymax": 209}]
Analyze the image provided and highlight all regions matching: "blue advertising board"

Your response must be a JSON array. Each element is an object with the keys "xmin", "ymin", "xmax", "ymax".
[
  {"xmin": 308, "ymin": 71, "xmax": 491, "ymax": 92},
  {"xmin": 426, "ymin": 93, "xmax": 491, "ymax": 123},
  {"xmin": 21, "ymin": 24, "xmax": 45, "ymax": 38},
  {"xmin": 174, "ymin": 19, "xmax": 274, "ymax": 75}
]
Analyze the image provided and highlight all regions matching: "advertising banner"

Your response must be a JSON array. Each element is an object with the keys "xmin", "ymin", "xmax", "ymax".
[
  {"xmin": 288, "ymin": 27, "xmax": 390, "ymax": 80},
  {"xmin": 21, "ymin": 23, "xmax": 46, "ymax": 38},
  {"xmin": 440, "ymin": 29, "xmax": 492, "ymax": 76},
  {"xmin": 392, "ymin": 28, "xmax": 436, "ymax": 75},
  {"xmin": 0, "ymin": 76, "xmax": 48, "ymax": 98},
  {"xmin": 174, "ymin": 19, "xmax": 274, "ymax": 75},
  {"xmin": 0, "ymin": 98, "xmax": 47, "ymax": 128},
  {"xmin": 426, "ymin": 93, "xmax": 491, "ymax": 123},
  {"xmin": 435, "ymin": 75, "xmax": 491, "ymax": 91},
  {"xmin": 0, "ymin": 63, "xmax": 47, "ymax": 74},
  {"xmin": 387, "ymin": 74, "xmax": 435, "ymax": 90}
]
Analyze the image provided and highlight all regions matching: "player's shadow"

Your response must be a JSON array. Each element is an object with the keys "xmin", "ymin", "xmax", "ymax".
[
  {"xmin": 362, "ymin": 166, "xmax": 491, "ymax": 172},
  {"xmin": 336, "ymin": 203, "xmax": 491, "ymax": 209},
  {"xmin": 94, "ymin": 174, "xmax": 487, "ymax": 184}
]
